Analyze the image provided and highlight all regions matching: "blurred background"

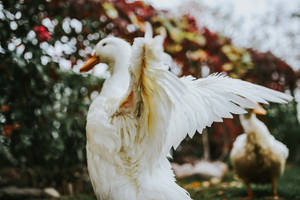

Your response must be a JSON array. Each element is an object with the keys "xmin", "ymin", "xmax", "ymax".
[{"xmin": 0, "ymin": 0, "xmax": 300, "ymax": 199}]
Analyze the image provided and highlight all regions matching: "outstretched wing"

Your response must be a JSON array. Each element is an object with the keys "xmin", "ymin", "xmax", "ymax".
[
  {"xmin": 128, "ymin": 24, "xmax": 292, "ymax": 158},
  {"xmin": 164, "ymin": 74, "xmax": 292, "ymax": 153}
]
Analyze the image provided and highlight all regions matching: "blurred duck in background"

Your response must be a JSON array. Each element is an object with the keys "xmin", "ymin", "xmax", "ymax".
[{"xmin": 230, "ymin": 105, "xmax": 289, "ymax": 199}]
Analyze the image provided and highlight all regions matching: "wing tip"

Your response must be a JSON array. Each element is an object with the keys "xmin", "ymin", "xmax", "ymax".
[{"xmin": 144, "ymin": 22, "xmax": 153, "ymax": 40}]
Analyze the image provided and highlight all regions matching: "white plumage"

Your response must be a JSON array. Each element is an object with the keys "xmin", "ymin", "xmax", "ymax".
[{"xmin": 80, "ymin": 24, "xmax": 292, "ymax": 200}]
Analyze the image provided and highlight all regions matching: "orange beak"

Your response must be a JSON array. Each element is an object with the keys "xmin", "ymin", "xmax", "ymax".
[
  {"xmin": 253, "ymin": 104, "xmax": 267, "ymax": 115},
  {"xmin": 80, "ymin": 54, "xmax": 100, "ymax": 72}
]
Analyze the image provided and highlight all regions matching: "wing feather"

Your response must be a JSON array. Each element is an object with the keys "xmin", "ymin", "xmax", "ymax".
[
  {"xmin": 164, "ymin": 73, "xmax": 292, "ymax": 152},
  {"xmin": 129, "ymin": 27, "xmax": 292, "ymax": 158}
]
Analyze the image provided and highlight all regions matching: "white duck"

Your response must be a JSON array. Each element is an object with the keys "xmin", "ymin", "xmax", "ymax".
[
  {"xmin": 230, "ymin": 105, "xmax": 289, "ymax": 199},
  {"xmin": 80, "ymin": 24, "xmax": 292, "ymax": 200}
]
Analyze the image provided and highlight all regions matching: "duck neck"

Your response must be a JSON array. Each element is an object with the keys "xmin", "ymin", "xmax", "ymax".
[
  {"xmin": 100, "ymin": 56, "xmax": 131, "ymax": 101},
  {"xmin": 240, "ymin": 113, "xmax": 271, "ymax": 146}
]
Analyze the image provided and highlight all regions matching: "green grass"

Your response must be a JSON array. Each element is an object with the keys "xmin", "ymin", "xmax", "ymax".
[
  {"xmin": 53, "ymin": 164, "xmax": 300, "ymax": 200},
  {"xmin": 179, "ymin": 164, "xmax": 300, "ymax": 200}
]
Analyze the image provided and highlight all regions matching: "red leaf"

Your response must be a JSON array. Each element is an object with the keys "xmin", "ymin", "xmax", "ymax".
[
  {"xmin": 2, "ymin": 125, "xmax": 14, "ymax": 138},
  {"xmin": 1, "ymin": 105, "xmax": 10, "ymax": 112},
  {"xmin": 34, "ymin": 25, "xmax": 51, "ymax": 42}
]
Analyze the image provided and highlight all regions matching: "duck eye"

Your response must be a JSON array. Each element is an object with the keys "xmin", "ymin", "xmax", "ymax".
[{"xmin": 102, "ymin": 42, "xmax": 107, "ymax": 46}]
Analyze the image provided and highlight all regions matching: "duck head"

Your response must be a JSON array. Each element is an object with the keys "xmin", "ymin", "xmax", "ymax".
[{"xmin": 80, "ymin": 37, "xmax": 131, "ymax": 72}]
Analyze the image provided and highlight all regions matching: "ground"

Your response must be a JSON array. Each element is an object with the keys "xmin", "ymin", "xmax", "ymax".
[
  {"xmin": 179, "ymin": 164, "xmax": 300, "ymax": 200},
  {"xmin": 49, "ymin": 164, "xmax": 300, "ymax": 200}
]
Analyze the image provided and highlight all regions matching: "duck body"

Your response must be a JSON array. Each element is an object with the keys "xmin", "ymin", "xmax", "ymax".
[
  {"xmin": 86, "ymin": 95, "xmax": 190, "ymax": 200},
  {"xmin": 231, "ymin": 113, "xmax": 288, "ymax": 185}
]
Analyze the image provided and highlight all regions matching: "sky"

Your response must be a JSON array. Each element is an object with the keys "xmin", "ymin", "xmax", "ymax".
[
  {"xmin": 146, "ymin": 0, "xmax": 182, "ymax": 9},
  {"xmin": 148, "ymin": 0, "xmax": 300, "ymax": 71}
]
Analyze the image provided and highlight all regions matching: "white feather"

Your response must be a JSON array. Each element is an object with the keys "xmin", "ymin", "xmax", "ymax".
[{"xmin": 84, "ymin": 25, "xmax": 292, "ymax": 200}]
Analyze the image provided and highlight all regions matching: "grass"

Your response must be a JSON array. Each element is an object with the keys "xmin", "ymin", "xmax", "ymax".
[
  {"xmin": 179, "ymin": 164, "xmax": 300, "ymax": 200},
  {"xmin": 52, "ymin": 164, "xmax": 300, "ymax": 200}
]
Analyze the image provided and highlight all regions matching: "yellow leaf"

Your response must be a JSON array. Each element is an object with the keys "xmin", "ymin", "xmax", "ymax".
[
  {"xmin": 221, "ymin": 45, "xmax": 232, "ymax": 54},
  {"xmin": 222, "ymin": 63, "xmax": 233, "ymax": 71},
  {"xmin": 187, "ymin": 50, "xmax": 208, "ymax": 61},
  {"xmin": 184, "ymin": 181, "xmax": 201, "ymax": 190},
  {"xmin": 103, "ymin": 3, "xmax": 119, "ymax": 19},
  {"xmin": 166, "ymin": 44, "xmax": 183, "ymax": 53}
]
